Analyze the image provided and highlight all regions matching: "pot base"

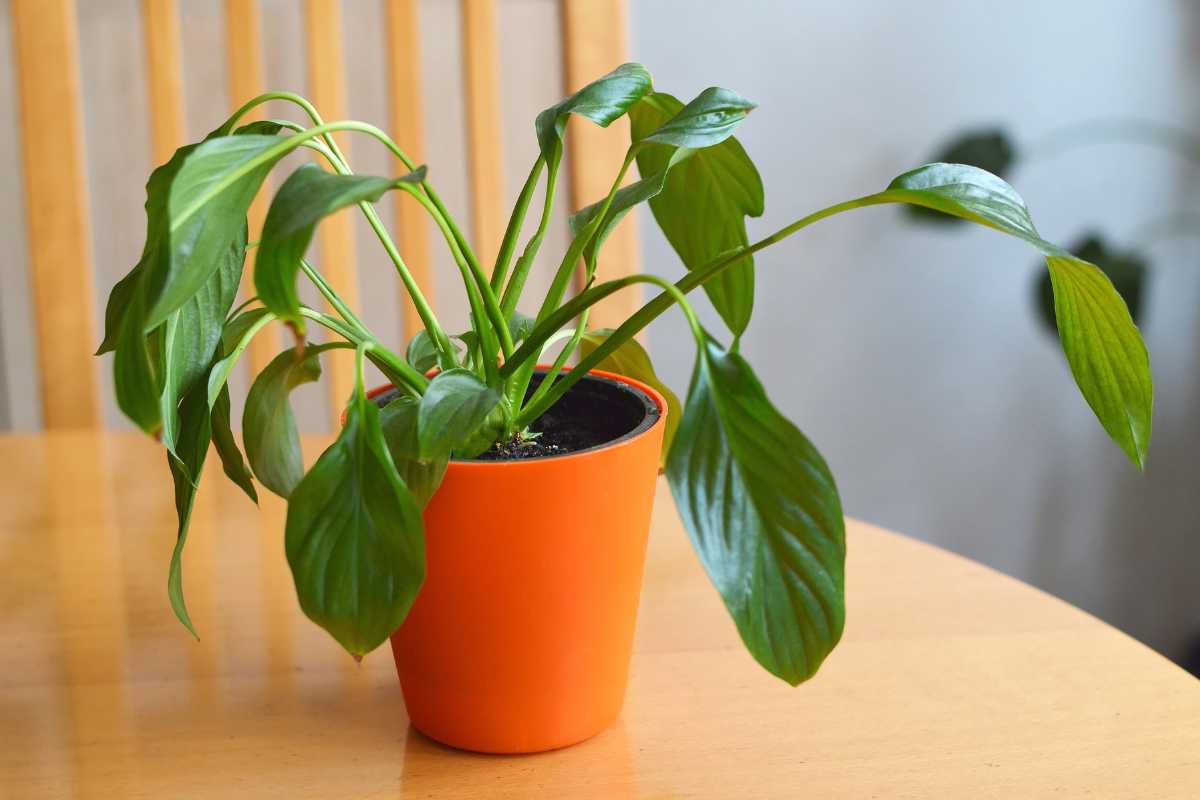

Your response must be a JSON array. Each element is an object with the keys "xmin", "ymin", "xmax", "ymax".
[{"xmin": 385, "ymin": 369, "xmax": 666, "ymax": 756}]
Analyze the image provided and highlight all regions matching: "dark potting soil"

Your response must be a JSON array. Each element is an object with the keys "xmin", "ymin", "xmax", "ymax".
[{"xmin": 372, "ymin": 370, "xmax": 659, "ymax": 462}]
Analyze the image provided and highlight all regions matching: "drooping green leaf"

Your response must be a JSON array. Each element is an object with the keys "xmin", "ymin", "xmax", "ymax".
[
  {"xmin": 285, "ymin": 377, "xmax": 425, "ymax": 656},
  {"xmin": 535, "ymin": 62, "xmax": 653, "ymax": 162},
  {"xmin": 629, "ymin": 92, "xmax": 763, "ymax": 336},
  {"xmin": 907, "ymin": 127, "xmax": 1017, "ymax": 224},
  {"xmin": 255, "ymin": 164, "xmax": 425, "ymax": 329},
  {"xmin": 144, "ymin": 134, "xmax": 286, "ymax": 328},
  {"xmin": 638, "ymin": 87, "xmax": 757, "ymax": 149},
  {"xmin": 113, "ymin": 289, "xmax": 163, "ymax": 434},
  {"xmin": 160, "ymin": 224, "xmax": 247, "ymax": 451},
  {"xmin": 379, "ymin": 395, "xmax": 448, "ymax": 507},
  {"xmin": 243, "ymin": 343, "xmax": 347, "ymax": 498},
  {"xmin": 877, "ymin": 163, "xmax": 1153, "ymax": 467},
  {"xmin": 1036, "ymin": 233, "xmax": 1147, "ymax": 334},
  {"xmin": 96, "ymin": 263, "xmax": 145, "ymax": 355},
  {"xmin": 417, "ymin": 368, "xmax": 502, "ymax": 459},
  {"xmin": 667, "ymin": 336, "xmax": 845, "ymax": 686},
  {"xmin": 166, "ymin": 380, "xmax": 214, "ymax": 638},
  {"xmin": 210, "ymin": 385, "xmax": 258, "ymax": 504},
  {"xmin": 579, "ymin": 328, "xmax": 682, "ymax": 468}
]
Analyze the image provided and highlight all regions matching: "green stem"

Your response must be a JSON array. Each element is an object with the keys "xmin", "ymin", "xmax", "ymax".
[
  {"xmin": 396, "ymin": 185, "xmax": 505, "ymax": 382},
  {"xmin": 230, "ymin": 96, "xmax": 457, "ymax": 364},
  {"xmin": 298, "ymin": 307, "xmax": 427, "ymax": 395},
  {"xmin": 299, "ymin": 258, "xmax": 369, "ymax": 334},
  {"xmin": 508, "ymin": 194, "xmax": 888, "ymax": 419},
  {"xmin": 512, "ymin": 275, "xmax": 701, "ymax": 429},
  {"xmin": 500, "ymin": 154, "xmax": 562, "ymax": 318},
  {"xmin": 491, "ymin": 158, "xmax": 545, "ymax": 291},
  {"xmin": 505, "ymin": 149, "xmax": 629, "ymax": 415}
]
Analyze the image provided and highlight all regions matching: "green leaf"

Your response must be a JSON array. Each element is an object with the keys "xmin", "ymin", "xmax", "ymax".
[
  {"xmin": 210, "ymin": 385, "xmax": 258, "ymax": 504},
  {"xmin": 160, "ymin": 224, "xmax": 247, "ymax": 451},
  {"xmin": 405, "ymin": 330, "xmax": 442, "ymax": 373},
  {"xmin": 255, "ymin": 164, "xmax": 425, "ymax": 328},
  {"xmin": 579, "ymin": 328, "xmax": 682, "ymax": 468},
  {"xmin": 507, "ymin": 311, "xmax": 536, "ymax": 344},
  {"xmin": 285, "ymin": 378, "xmax": 425, "ymax": 656},
  {"xmin": 243, "ymin": 343, "xmax": 346, "ymax": 498},
  {"xmin": 630, "ymin": 92, "xmax": 763, "ymax": 336},
  {"xmin": 379, "ymin": 395, "xmax": 448, "ymax": 507},
  {"xmin": 417, "ymin": 368, "xmax": 502, "ymax": 459},
  {"xmin": 535, "ymin": 62, "xmax": 653, "ymax": 161},
  {"xmin": 144, "ymin": 134, "xmax": 285, "ymax": 328},
  {"xmin": 1035, "ymin": 233, "xmax": 1147, "ymax": 333},
  {"xmin": 667, "ymin": 336, "xmax": 845, "ymax": 685},
  {"xmin": 166, "ymin": 380, "xmax": 214, "ymax": 638},
  {"xmin": 908, "ymin": 127, "xmax": 1016, "ymax": 224},
  {"xmin": 208, "ymin": 308, "xmax": 276, "ymax": 405},
  {"xmin": 879, "ymin": 163, "xmax": 1153, "ymax": 467},
  {"xmin": 113, "ymin": 289, "xmax": 163, "ymax": 434},
  {"xmin": 639, "ymin": 87, "xmax": 756, "ymax": 149},
  {"xmin": 96, "ymin": 263, "xmax": 145, "ymax": 355}
]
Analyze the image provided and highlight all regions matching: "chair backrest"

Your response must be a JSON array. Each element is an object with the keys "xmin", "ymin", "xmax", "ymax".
[{"xmin": 6, "ymin": 0, "xmax": 640, "ymax": 431}]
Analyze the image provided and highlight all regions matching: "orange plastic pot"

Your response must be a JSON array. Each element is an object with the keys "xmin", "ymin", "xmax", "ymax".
[{"xmin": 365, "ymin": 368, "xmax": 666, "ymax": 753}]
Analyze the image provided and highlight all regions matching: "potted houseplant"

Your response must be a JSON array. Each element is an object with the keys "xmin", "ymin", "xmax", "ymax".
[{"xmin": 97, "ymin": 63, "xmax": 1153, "ymax": 753}]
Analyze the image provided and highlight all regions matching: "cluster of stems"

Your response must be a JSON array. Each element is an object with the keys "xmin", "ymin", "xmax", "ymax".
[{"xmin": 225, "ymin": 91, "xmax": 834, "ymax": 442}]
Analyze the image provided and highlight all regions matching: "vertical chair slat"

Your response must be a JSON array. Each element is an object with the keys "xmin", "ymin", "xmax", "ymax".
[
  {"xmin": 385, "ymin": 0, "xmax": 434, "ymax": 342},
  {"xmin": 11, "ymin": 0, "xmax": 100, "ymax": 429},
  {"xmin": 304, "ymin": 0, "xmax": 358, "ymax": 425},
  {"xmin": 225, "ymin": 0, "xmax": 280, "ymax": 375},
  {"xmin": 561, "ymin": 0, "xmax": 641, "ymax": 330},
  {"xmin": 141, "ymin": 0, "xmax": 187, "ymax": 165},
  {"xmin": 461, "ymin": 0, "xmax": 505, "ymax": 270}
]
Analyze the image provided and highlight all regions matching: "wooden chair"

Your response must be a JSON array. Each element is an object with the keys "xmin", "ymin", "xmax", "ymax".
[{"xmin": 10, "ymin": 0, "xmax": 641, "ymax": 430}]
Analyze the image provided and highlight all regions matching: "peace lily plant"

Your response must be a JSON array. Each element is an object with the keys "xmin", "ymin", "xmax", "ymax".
[{"xmin": 99, "ymin": 63, "xmax": 1153, "ymax": 688}]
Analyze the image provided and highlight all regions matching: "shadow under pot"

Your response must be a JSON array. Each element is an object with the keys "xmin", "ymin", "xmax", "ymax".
[{"xmin": 366, "ymin": 368, "xmax": 666, "ymax": 754}]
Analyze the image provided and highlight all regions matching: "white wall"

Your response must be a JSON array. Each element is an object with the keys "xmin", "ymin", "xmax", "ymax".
[{"xmin": 632, "ymin": 0, "xmax": 1200, "ymax": 662}]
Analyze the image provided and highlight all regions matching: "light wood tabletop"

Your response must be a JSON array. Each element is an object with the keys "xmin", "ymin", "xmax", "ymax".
[{"xmin": 2, "ymin": 431, "xmax": 1197, "ymax": 798}]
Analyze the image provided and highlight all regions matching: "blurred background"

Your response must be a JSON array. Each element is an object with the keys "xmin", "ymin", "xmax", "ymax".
[{"xmin": 2, "ymin": 0, "xmax": 1197, "ymax": 669}]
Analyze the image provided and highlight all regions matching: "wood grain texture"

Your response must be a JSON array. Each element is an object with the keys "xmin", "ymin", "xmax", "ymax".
[
  {"xmin": 303, "ymin": 0, "xmax": 357, "ymax": 426},
  {"xmin": 461, "ymin": 0, "xmax": 505, "ymax": 270},
  {"xmin": 2, "ymin": 429, "xmax": 1198, "ymax": 798},
  {"xmin": 384, "ymin": 0, "xmax": 434, "ymax": 341},
  {"xmin": 10, "ymin": 0, "xmax": 100, "ymax": 429},
  {"xmin": 141, "ymin": 0, "xmax": 186, "ymax": 165},
  {"xmin": 561, "ymin": 0, "xmax": 641, "ymax": 330},
  {"xmin": 225, "ymin": 0, "xmax": 280, "ymax": 375}
]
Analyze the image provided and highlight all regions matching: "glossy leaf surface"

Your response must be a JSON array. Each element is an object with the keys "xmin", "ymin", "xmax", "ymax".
[
  {"xmin": 878, "ymin": 163, "xmax": 1153, "ymax": 467},
  {"xmin": 144, "ymin": 134, "xmax": 283, "ymax": 328},
  {"xmin": 535, "ymin": 62, "xmax": 653, "ymax": 161},
  {"xmin": 417, "ymin": 368, "xmax": 502, "ymax": 459},
  {"xmin": 285, "ymin": 380, "xmax": 425, "ymax": 656},
  {"xmin": 907, "ymin": 127, "xmax": 1016, "ymax": 224},
  {"xmin": 629, "ymin": 92, "xmax": 763, "ymax": 335},
  {"xmin": 243, "ymin": 344, "xmax": 344, "ymax": 498},
  {"xmin": 667, "ymin": 337, "xmax": 845, "ymax": 686},
  {"xmin": 255, "ymin": 164, "xmax": 424, "ymax": 328}
]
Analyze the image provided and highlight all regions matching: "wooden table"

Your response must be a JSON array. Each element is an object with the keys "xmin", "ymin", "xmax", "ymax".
[{"xmin": 2, "ymin": 431, "xmax": 1197, "ymax": 798}]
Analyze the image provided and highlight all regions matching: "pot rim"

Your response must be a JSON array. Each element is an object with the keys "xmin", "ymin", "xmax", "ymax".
[{"xmin": 365, "ymin": 365, "xmax": 667, "ymax": 468}]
